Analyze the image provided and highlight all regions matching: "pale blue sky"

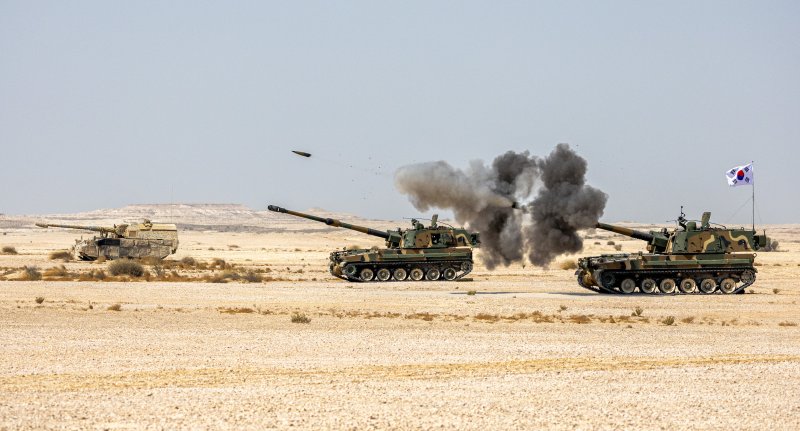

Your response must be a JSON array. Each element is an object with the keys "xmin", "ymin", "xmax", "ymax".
[{"xmin": 1, "ymin": 1, "xmax": 798, "ymax": 223}]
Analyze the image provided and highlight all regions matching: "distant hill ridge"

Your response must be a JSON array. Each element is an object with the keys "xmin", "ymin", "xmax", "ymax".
[{"xmin": 0, "ymin": 204, "xmax": 397, "ymax": 233}]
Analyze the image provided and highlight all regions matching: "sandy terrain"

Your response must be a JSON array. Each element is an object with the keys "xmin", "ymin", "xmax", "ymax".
[{"xmin": 0, "ymin": 207, "xmax": 798, "ymax": 429}]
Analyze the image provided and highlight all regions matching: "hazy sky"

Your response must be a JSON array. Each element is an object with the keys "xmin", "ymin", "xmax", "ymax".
[{"xmin": 1, "ymin": 1, "xmax": 798, "ymax": 224}]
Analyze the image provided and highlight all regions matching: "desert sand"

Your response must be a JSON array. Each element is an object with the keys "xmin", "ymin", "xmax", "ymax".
[{"xmin": 0, "ymin": 205, "xmax": 798, "ymax": 430}]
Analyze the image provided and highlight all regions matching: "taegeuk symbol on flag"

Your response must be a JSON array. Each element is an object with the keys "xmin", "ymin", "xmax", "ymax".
[{"xmin": 725, "ymin": 163, "xmax": 754, "ymax": 187}]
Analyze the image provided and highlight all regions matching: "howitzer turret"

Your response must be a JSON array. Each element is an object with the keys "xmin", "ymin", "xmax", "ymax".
[
  {"xmin": 576, "ymin": 209, "xmax": 767, "ymax": 295},
  {"xmin": 268, "ymin": 204, "xmax": 479, "ymax": 282},
  {"xmin": 36, "ymin": 220, "xmax": 179, "ymax": 261}
]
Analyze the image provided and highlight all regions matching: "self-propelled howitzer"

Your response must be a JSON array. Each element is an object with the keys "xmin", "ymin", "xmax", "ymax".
[
  {"xmin": 267, "ymin": 205, "xmax": 480, "ymax": 282},
  {"xmin": 35, "ymin": 220, "xmax": 179, "ymax": 261},
  {"xmin": 576, "ymin": 210, "xmax": 767, "ymax": 295}
]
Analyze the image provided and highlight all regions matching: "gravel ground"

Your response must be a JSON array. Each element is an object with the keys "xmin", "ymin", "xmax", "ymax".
[{"xmin": 1, "ymin": 228, "xmax": 799, "ymax": 429}]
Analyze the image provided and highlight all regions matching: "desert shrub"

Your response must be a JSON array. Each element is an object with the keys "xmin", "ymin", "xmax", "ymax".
[
  {"xmin": 291, "ymin": 312, "xmax": 311, "ymax": 323},
  {"xmin": 209, "ymin": 258, "xmax": 229, "ymax": 270},
  {"xmin": 228, "ymin": 244, "xmax": 240, "ymax": 249},
  {"xmin": 558, "ymin": 260, "xmax": 578, "ymax": 270},
  {"xmin": 48, "ymin": 250, "xmax": 73, "ymax": 261},
  {"xmin": 662, "ymin": 316, "xmax": 676, "ymax": 326},
  {"xmin": 43, "ymin": 265, "xmax": 69, "ymax": 277},
  {"xmin": 2, "ymin": 246, "xmax": 18, "ymax": 255},
  {"xmin": 764, "ymin": 240, "xmax": 780, "ymax": 252},
  {"xmin": 614, "ymin": 244, "xmax": 623, "ymax": 251},
  {"xmin": 181, "ymin": 256, "xmax": 197, "ymax": 267},
  {"xmin": 107, "ymin": 303, "xmax": 122, "ymax": 311},
  {"xmin": 21, "ymin": 266, "xmax": 41, "ymax": 281},
  {"xmin": 633, "ymin": 306, "xmax": 644, "ymax": 317},
  {"xmin": 242, "ymin": 271, "xmax": 263, "ymax": 283},
  {"xmin": 773, "ymin": 288, "xmax": 780, "ymax": 295},
  {"xmin": 606, "ymin": 240, "xmax": 615, "ymax": 246},
  {"xmin": 594, "ymin": 241, "xmax": 601, "ymax": 245},
  {"xmin": 108, "ymin": 260, "xmax": 146, "ymax": 277},
  {"xmin": 778, "ymin": 321, "xmax": 797, "ymax": 327},
  {"xmin": 35, "ymin": 296, "xmax": 44, "ymax": 304},
  {"xmin": 93, "ymin": 270, "xmax": 106, "ymax": 280},
  {"xmin": 219, "ymin": 307, "xmax": 254, "ymax": 314},
  {"xmin": 559, "ymin": 305, "xmax": 567, "ymax": 312},
  {"xmin": 681, "ymin": 316, "xmax": 696, "ymax": 324},
  {"xmin": 569, "ymin": 314, "xmax": 591, "ymax": 324},
  {"xmin": 467, "ymin": 290, "xmax": 477, "ymax": 296}
]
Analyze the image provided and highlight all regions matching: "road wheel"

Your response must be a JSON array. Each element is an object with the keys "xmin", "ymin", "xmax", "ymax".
[
  {"xmin": 679, "ymin": 278, "xmax": 697, "ymax": 294},
  {"xmin": 740, "ymin": 269, "xmax": 756, "ymax": 284},
  {"xmin": 460, "ymin": 262, "xmax": 472, "ymax": 272},
  {"xmin": 425, "ymin": 268, "xmax": 441, "ymax": 281},
  {"xmin": 409, "ymin": 268, "xmax": 424, "ymax": 281},
  {"xmin": 619, "ymin": 278, "xmax": 636, "ymax": 294},
  {"xmin": 699, "ymin": 278, "xmax": 717, "ymax": 294},
  {"xmin": 376, "ymin": 268, "xmax": 391, "ymax": 282},
  {"xmin": 442, "ymin": 268, "xmax": 457, "ymax": 281},
  {"xmin": 719, "ymin": 278, "xmax": 737, "ymax": 294},
  {"xmin": 360, "ymin": 268, "xmax": 374, "ymax": 281},
  {"xmin": 659, "ymin": 278, "xmax": 677, "ymax": 294},
  {"xmin": 393, "ymin": 268, "xmax": 407, "ymax": 281},
  {"xmin": 343, "ymin": 265, "xmax": 357, "ymax": 277},
  {"xmin": 640, "ymin": 278, "xmax": 657, "ymax": 294}
]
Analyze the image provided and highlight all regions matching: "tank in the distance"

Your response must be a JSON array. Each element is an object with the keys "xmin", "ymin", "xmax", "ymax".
[
  {"xmin": 267, "ymin": 205, "xmax": 480, "ymax": 282},
  {"xmin": 575, "ymin": 209, "xmax": 767, "ymax": 295},
  {"xmin": 35, "ymin": 220, "xmax": 179, "ymax": 261}
]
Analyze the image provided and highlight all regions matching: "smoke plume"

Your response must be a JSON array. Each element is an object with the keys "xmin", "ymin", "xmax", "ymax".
[{"xmin": 394, "ymin": 144, "xmax": 607, "ymax": 268}]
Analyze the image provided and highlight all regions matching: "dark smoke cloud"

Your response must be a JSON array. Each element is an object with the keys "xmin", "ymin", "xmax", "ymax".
[{"xmin": 394, "ymin": 144, "xmax": 607, "ymax": 268}]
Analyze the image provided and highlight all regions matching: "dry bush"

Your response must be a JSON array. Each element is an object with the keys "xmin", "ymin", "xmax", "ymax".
[
  {"xmin": 181, "ymin": 256, "xmax": 197, "ymax": 267},
  {"xmin": 558, "ymin": 260, "xmax": 578, "ymax": 270},
  {"xmin": 228, "ymin": 244, "xmax": 240, "ymax": 249},
  {"xmin": 614, "ymin": 244, "xmax": 623, "ymax": 251},
  {"xmin": 594, "ymin": 241, "xmax": 601, "ymax": 245},
  {"xmin": 291, "ymin": 312, "xmax": 311, "ymax": 323},
  {"xmin": 475, "ymin": 313, "xmax": 500, "ymax": 323},
  {"xmin": 662, "ymin": 316, "xmax": 676, "ymax": 326},
  {"xmin": 559, "ymin": 305, "xmax": 567, "ymax": 312},
  {"xmin": 43, "ymin": 265, "xmax": 69, "ymax": 277},
  {"xmin": 467, "ymin": 290, "xmax": 477, "ymax": 296},
  {"xmin": 108, "ymin": 260, "xmax": 146, "ymax": 277},
  {"xmin": 406, "ymin": 312, "xmax": 437, "ymax": 321},
  {"xmin": 681, "ymin": 316, "xmax": 696, "ymax": 324},
  {"xmin": 778, "ymin": 321, "xmax": 797, "ymax": 327},
  {"xmin": 107, "ymin": 303, "xmax": 122, "ymax": 311},
  {"xmin": 632, "ymin": 306, "xmax": 644, "ymax": 317},
  {"xmin": 49, "ymin": 250, "xmax": 73, "ymax": 261},
  {"xmin": 773, "ymin": 288, "xmax": 780, "ymax": 294},
  {"xmin": 219, "ymin": 307, "xmax": 255, "ymax": 314},
  {"xmin": 20, "ymin": 266, "xmax": 42, "ymax": 281},
  {"xmin": 208, "ymin": 247, "xmax": 215, "ymax": 251},
  {"xmin": 209, "ymin": 258, "xmax": 230, "ymax": 270},
  {"xmin": 606, "ymin": 240, "xmax": 615, "ymax": 246},
  {"xmin": 569, "ymin": 314, "xmax": 592, "ymax": 324},
  {"xmin": 2, "ymin": 246, "xmax": 18, "ymax": 255},
  {"xmin": 242, "ymin": 271, "xmax": 264, "ymax": 283},
  {"xmin": 35, "ymin": 296, "xmax": 44, "ymax": 304}
]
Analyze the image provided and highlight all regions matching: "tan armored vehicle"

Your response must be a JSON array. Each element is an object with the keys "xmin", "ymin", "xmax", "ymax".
[{"xmin": 36, "ymin": 220, "xmax": 179, "ymax": 261}]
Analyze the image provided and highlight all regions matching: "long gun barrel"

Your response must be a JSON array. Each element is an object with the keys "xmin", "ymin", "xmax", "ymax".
[
  {"xmin": 268, "ymin": 205, "xmax": 391, "ymax": 240},
  {"xmin": 35, "ymin": 222, "xmax": 116, "ymax": 234},
  {"xmin": 595, "ymin": 222, "xmax": 655, "ymax": 242}
]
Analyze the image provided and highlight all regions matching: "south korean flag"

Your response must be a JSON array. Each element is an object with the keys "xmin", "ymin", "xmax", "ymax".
[{"xmin": 726, "ymin": 163, "xmax": 754, "ymax": 187}]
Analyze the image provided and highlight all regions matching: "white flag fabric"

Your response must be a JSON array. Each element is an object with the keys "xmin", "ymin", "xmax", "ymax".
[{"xmin": 726, "ymin": 163, "xmax": 754, "ymax": 186}]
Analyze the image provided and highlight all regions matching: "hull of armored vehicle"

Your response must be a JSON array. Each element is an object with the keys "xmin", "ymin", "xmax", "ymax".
[
  {"xmin": 576, "ymin": 252, "xmax": 757, "ymax": 295},
  {"xmin": 74, "ymin": 238, "xmax": 177, "ymax": 261},
  {"xmin": 329, "ymin": 247, "xmax": 474, "ymax": 282}
]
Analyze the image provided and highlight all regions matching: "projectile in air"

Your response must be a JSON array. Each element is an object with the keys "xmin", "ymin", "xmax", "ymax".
[{"xmin": 292, "ymin": 150, "xmax": 312, "ymax": 158}]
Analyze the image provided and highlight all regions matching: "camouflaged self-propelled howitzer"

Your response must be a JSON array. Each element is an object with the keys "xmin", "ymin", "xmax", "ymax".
[
  {"xmin": 35, "ymin": 220, "xmax": 179, "ymax": 261},
  {"xmin": 576, "ymin": 210, "xmax": 767, "ymax": 295},
  {"xmin": 268, "ymin": 205, "xmax": 480, "ymax": 282}
]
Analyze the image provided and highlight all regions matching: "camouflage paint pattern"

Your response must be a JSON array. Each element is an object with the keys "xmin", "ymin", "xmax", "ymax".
[
  {"xmin": 36, "ymin": 220, "xmax": 178, "ymax": 261},
  {"xmin": 268, "ymin": 205, "xmax": 478, "ymax": 282},
  {"xmin": 577, "ymin": 211, "xmax": 766, "ymax": 295}
]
